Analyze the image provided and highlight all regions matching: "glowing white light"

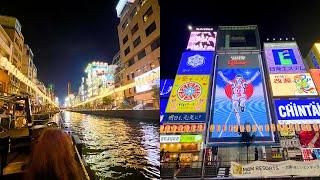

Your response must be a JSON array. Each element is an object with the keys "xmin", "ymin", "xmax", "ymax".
[{"xmin": 188, "ymin": 25, "xmax": 193, "ymax": 31}]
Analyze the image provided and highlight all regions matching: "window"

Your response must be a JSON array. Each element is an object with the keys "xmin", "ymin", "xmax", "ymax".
[
  {"xmin": 124, "ymin": 47, "xmax": 130, "ymax": 56},
  {"xmin": 145, "ymin": 22, "xmax": 156, "ymax": 37},
  {"xmin": 136, "ymin": 69, "xmax": 141, "ymax": 76},
  {"xmin": 133, "ymin": 87, "xmax": 136, "ymax": 93},
  {"xmin": 122, "ymin": 35, "xmax": 128, "ymax": 45},
  {"xmin": 122, "ymin": 19, "xmax": 128, "ymax": 30},
  {"xmin": 137, "ymin": 50, "xmax": 146, "ymax": 60},
  {"xmin": 151, "ymin": 37, "xmax": 160, "ymax": 51},
  {"xmin": 139, "ymin": 0, "xmax": 146, "ymax": 6},
  {"xmin": 131, "ymin": 24, "xmax": 139, "ymax": 35},
  {"xmin": 133, "ymin": 37, "xmax": 141, "ymax": 48},
  {"xmin": 130, "ymin": 7, "xmax": 137, "ymax": 18},
  {"xmin": 131, "ymin": 72, "xmax": 135, "ymax": 79},
  {"xmin": 128, "ymin": 58, "xmax": 135, "ymax": 67},
  {"xmin": 143, "ymin": 7, "xmax": 153, "ymax": 22},
  {"xmin": 127, "ymin": 74, "xmax": 130, "ymax": 80}
]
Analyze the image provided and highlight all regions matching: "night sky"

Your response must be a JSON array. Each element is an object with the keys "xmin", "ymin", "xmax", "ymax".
[
  {"xmin": 161, "ymin": 0, "xmax": 320, "ymax": 79},
  {"xmin": 0, "ymin": 0, "xmax": 120, "ymax": 102}
]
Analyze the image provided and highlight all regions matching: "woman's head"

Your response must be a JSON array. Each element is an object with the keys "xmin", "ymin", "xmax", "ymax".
[{"xmin": 25, "ymin": 128, "xmax": 81, "ymax": 180}]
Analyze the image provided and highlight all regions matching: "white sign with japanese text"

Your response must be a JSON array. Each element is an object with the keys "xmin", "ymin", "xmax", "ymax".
[
  {"xmin": 231, "ymin": 160, "xmax": 320, "ymax": 178},
  {"xmin": 160, "ymin": 135, "xmax": 180, "ymax": 143}
]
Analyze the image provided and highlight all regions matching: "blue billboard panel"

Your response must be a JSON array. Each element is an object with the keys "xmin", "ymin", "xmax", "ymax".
[
  {"xmin": 160, "ymin": 79, "xmax": 174, "ymax": 98},
  {"xmin": 160, "ymin": 98, "xmax": 169, "ymax": 125},
  {"xmin": 162, "ymin": 113, "xmax": 207, "ymax": 123},
  {"xmin": 274, "ymin": 98, "xmax": 320, "ymax": 124},
  {"xmin": 177, "ymin": 51, "xmax": 215, "ymax": 75},
  {"xmin": 208, "ymin": 54, "xmax": 274, "ymax": 145}
]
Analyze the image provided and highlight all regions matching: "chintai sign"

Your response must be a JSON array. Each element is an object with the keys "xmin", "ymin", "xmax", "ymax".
[{"xmin": 274, "ymin": 98, "xmax": 320, "ymax": 124}]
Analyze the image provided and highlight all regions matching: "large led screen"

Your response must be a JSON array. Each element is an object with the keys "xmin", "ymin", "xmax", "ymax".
[
  {"xmin": 274, "ymin": 98, "xmax": 320, "ymax": 124},
  {"xmin": 269, "ymin": 73, "xmax": 318, "ymax": 97},
  {"xmin": 160, "ymin": 79, "xmax": 174, "ymax": 98},
  {"xmin": 177, "ymin": 51, "xmax": 215, "ymax": 75},
  {"xmin": 187, "ymin": 31, "xmax": 217, "ymax": 51},
  {"xmin": 166, "ymin": 75, "xmax": 210, "ymax": 113},
  {"xmin": 264, "ymin": 42, "xmax": 306, "ymax": 74},
  {"xmin": 208, "ymin": 54, "xmax": 274, "ymax": 144}
]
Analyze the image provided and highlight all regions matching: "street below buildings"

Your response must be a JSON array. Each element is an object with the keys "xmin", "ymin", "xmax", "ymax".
[{"xmin": 61, "ymin": 111, "xmax": 160, "ymax": 179}]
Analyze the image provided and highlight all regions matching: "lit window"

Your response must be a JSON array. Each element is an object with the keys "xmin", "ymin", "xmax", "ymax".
[{"xmin": 143, "ymin": 7, "xmax": 153, "ymax": 22}]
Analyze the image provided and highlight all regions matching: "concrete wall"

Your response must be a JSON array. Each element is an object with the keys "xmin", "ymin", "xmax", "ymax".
[{"xmin": 69, "ymin": 109, "xmax": 159, "ymax": 120}]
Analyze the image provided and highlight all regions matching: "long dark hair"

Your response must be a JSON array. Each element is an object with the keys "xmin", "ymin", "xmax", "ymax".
[{"xmin": 25, "ymin": 128, "xmax": 82, "ymax": 180}]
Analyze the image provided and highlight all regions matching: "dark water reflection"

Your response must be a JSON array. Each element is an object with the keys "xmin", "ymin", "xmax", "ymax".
[{"xmin": 61, "ymin": 111, "xmax": 160, "ymax": 180}]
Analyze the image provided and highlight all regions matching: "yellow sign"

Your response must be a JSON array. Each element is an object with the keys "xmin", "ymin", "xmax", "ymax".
[
  {"xmin": 269, "ymin": 73, "xmax": 318, "ymax": 97},
  {"xmin": 166, "ymin": 75, "xmax": 209, "ymax": 113}
]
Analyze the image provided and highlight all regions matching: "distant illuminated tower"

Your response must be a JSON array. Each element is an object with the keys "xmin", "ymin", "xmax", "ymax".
[{"xmin": 67, "ymin": 82, "xmax": 72, "ymax": 95}]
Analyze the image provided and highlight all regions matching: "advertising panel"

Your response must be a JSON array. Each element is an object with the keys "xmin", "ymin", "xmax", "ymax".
[
  {"xmin": 134, "ymin": 67, "xmax": 160, "ymax": 93},
  {"xmin": 180, "ymin": 134, "xmax": 203, "ymax": 143},
  {"xmin": 160, "ymin": 79, "xmax": 174, "ymax": 98},
  {"xmin": 269, "ymin": 73, "xmax": 318, "ymax": 97},
  {"xmin": 306, "ymin": 43, "xmax": 320, "ymax": 69},
  {"xmin": 163, "ymin": 113, "xmax": 207, "ymax": 123},
  {"xmin": 166, "ymin": 75, "xmax": 210, "ymax": 113},
  {"xmin": 274, "ymin": 99, "xmax": 320, "ymax": 124},
  {"xmin": 264, "ymin": 42, "xmax": 306, "ymax": 74},
  {"xmin": 160, "ymin": 99, "xmax": 169, "ymax": 124},
  {"xmin": 160, "ymin": 135, "xmax": 181, "ymax": 143},
  {"xmin": 230, "ymin": 160, "xmax": 320, "ymax": 178},
  {"xmin": 217, "ymin": 25, "xmax": 260, "ymax": 50},
  {"xmin": 160, "ymin": 123, "xmax": 205, "ymax": 134},
  {"xmin": 177, "ymin": 51, "xmax": 215, "ymax": 75},
  {"xmin": 299, "ymin": 131, "xmax": 320, "ymax": 148},
  {"xmin": 209, "ymin": 54, "xmax": 273, "ymax": 144},
  {"xmin": 160, "ymin": 134, "xmax": 203, "ymax": 143},
  {"xmin": 187, "ymin": 29, "xmax": 217, "ymax": 51},
  {"xmin": 309, "ymin": 69, "xmax": 320, "ymax": 94}
]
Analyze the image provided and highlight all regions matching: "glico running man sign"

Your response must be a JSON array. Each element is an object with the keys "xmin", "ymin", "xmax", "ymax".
[
  {"xmin": 274, "ymin": 99, "xmax": 320, "ymax": 124},
  {"xmin": 208, "ymin": 54, "xmax": 274, "ymax": 144}
]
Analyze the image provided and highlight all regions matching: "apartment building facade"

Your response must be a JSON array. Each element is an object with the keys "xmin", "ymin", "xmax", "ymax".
[{"xmin": 116, "ymin": 0, "xmax": 160, "ymax": 107}]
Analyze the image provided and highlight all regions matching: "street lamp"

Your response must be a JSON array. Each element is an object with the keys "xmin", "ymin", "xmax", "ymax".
[{"xmin": 187, "ymin": 24, "xmax": 193, "ymax": 31}]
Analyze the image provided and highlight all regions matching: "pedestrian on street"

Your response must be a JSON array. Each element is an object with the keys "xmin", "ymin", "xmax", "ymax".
[
  {"xmin": 173, "ymin": 153, "xmax": 181, "ymax": 179},
  {"xmin": 164, "ymin": 151, "xmax": 170, "ymax": 168}
]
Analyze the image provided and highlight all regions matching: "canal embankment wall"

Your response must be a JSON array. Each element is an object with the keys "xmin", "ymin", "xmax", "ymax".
[{"xmin": 68, "ymin": 109, "xmax": 159, "ymax": 121}]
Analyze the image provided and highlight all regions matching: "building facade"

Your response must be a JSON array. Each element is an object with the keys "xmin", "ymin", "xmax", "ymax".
[
  {"xmin": 0, "ymin": 16, "xmax": 25, "ymax": 95},
  {"xmin": 116, "ymin": 0, "xmax": 160, "ymax": 108},
  {"xmin": 0, "ymin": 24, "xmax": 13, "ymax": 94}
]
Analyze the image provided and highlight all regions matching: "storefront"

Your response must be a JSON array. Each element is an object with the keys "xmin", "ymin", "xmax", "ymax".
[{"xmin": 160, "ymin": 134, "xmax": 204, "ymax": 166}]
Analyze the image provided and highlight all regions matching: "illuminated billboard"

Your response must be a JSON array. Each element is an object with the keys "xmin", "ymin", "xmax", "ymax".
[
  {"xmin": 274, "ymin": 98, "xmax": 320, "ymax": 124},
  {"xmin": 160, "ymin": 79, "xmax": 174, "ymax": 98},
  {"xmin": 217, "ymin": 25, "xmax": 260, "ymax": 50},
  {"xmin": 166, "ymin": 75, "xmax": 210, "ymax": 113},
  {"xmin": 135, "ymin": 67, "xmax": 160, "ymax": 93},
  {"xmin": 177, "ymin": 51, "xmax": 215, "ymax": 75},
  {"xmin": 310, "ymin": 69, "xmax": 320, "ymax": 94},
  {"xmin": 208, "ymin": 54, "xmax": 274, "ymax": 144},
  {"xmin": 160, "ymin": 98, "xmax": 168, "ymax": 124},
  {"xmin": 187, "ymin": 30, "xmax": 217, "ymax": 51},
  {"xmin": 264, "ymin": 42, "xmax": 306, "ymax": 74},
  {"xmin": 306, "ymin": 43, "xmax": 320, "ymax": 69},
  {"xmin": 269, "ymin": 73, "xmax": 318, "ymax": 97},
  {"xmin": 299, "ymin": 131, "xmax": 320, "ymax": 148}
]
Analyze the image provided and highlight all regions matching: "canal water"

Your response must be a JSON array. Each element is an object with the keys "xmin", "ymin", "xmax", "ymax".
[{"xmin": 61, "ymin": 111, "xmax": 160, "ymax": 180}]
